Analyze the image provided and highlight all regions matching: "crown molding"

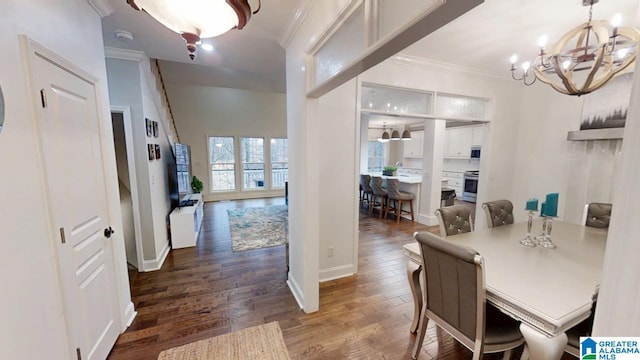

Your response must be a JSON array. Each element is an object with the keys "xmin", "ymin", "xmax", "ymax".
[
  {"xmin": 87, "ymin": 0, "xmax": 114, "ymax": 17},
  {"xmin": 104, "ymin": 47, "xmax": 146, "ymax": 62},
  {"xmin": 387, "ymin": 53, "xmax": 510, "ymax": 81},
  {"xmin": 279, "ymin": 0, "xmax": 316, "ymax": 48}
]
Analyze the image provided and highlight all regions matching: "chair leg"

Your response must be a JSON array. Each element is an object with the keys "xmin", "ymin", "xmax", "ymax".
[
  {"xmin": 411, "ymin": 314, "xmax": 429, "ymax": 359},
  {"xmin": 384, "ymin": 199, "xmax": 390, "ymax": 219},
  {"xmin": 369, "ymin": 195, "xmax": 375, "ymax": 215},
  {"xmin": 409, "ymin": 199, "xmax": 414, "ymax": 221},
  {"xmin": 379, "ymin": 197, "xmax": 386, "ymax": 218},
  {"xmin": 397, "ymin": 200, "xmax": 403, "ymax": 223}
]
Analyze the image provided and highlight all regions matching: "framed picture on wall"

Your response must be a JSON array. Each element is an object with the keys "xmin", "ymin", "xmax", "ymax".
[
  {"xmin": 145, "ymin": 118, "xmax": 152, "ymax": 137},
  {"xmin": 148, "ymin": 144, "xmax": 155, "ymax": 160},
  {"xmin": 155, "ymin": 144, "xmax": 161, "ymax": 159},
  {"xmin": 580, "ymin": 73, "xmax": 633, "ymax": 130},
  {"xmin": 153, "ymin": 121, "xmax": 158, "ymax": 137}
]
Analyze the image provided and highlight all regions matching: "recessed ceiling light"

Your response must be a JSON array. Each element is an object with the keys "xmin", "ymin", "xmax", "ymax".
[
  {"xmin": 115, "ymin": 30, "xmax": 133, "ymax": 42},
  {"xmin": 200, "ymin": 43, "xmax": 214, "ymax": 52}
]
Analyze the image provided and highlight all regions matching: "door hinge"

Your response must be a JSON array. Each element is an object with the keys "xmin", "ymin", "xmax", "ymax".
[
  {"xmin": 40, "ymin": 89, "xmax": 47, "ymax": 108},
  {"xmin": 59, "ymin": 227, "xmax": 66, "ymax": 244},
  {"xmin": 76, "ymin": 348, "xmax": 82, "ymax": 360}
]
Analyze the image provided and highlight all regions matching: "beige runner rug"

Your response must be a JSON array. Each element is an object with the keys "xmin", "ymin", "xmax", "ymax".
[{"xmin": 158, "ymin": 322, "xmax": 291, "ymax": 360}]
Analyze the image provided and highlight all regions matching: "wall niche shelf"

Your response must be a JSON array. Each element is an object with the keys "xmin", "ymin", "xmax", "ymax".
[{"xmin": 567, "ymin": 128, "xmax": 624, "ymax": 141}]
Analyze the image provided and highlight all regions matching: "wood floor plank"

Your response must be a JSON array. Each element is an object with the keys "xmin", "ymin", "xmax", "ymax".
[{"xmin": 107, "ymin": 197, "xmax": 571, "ymax": 360}]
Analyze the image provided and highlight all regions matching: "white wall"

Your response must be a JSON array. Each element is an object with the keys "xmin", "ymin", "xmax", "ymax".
[
  {"xmin": 317, "ymin": 79, "xmax": 359, "ymax": 281},
  {"xmin": 0, "ymin": 1, "xmax": 131, "ymax": 358},
  {"xmin": 106, "ymin": 54, "xmax": 175, "ymax": 269},
  {"xmin": 594, "ymin": 59, "xmax": 640, "ymax": 335},
  {"xmin": 165, "ymin": 83, "xmax": 287, "ymax": 201},
  {"xmin": 509, "ymin": 83, "xmax": 584, "ymax": 223}
]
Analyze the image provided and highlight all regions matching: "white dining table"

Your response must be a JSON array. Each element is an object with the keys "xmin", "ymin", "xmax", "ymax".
[{"xmin": 403, "ymin": 219, "xmax": 607, "ymax": 360}]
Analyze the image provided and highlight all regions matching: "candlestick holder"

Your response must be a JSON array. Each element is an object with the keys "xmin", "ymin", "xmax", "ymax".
[
  {"xmin": 520, "ymin": 210, "xmax": 537, "ymax": 247},
  {"xmin": 537, "ymin": 216, "xmax": 557, "ymax": 249}
]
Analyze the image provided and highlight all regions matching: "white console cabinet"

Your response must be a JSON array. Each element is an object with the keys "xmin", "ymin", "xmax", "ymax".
[{"xmin": 170, "ymin": 193, "xmax": 204, "ymax": 249}]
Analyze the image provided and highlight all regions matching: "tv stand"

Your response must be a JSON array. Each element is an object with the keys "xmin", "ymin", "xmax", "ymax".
[{"xmin": 170, "ymin": 193, "xmax": 204, "ymax": 249}]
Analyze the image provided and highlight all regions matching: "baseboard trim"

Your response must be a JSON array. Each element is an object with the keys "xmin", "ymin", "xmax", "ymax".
[
  {"xmin": 319, "ymin": 264, "xmax": 355, "ymax": 282},
  {"xmin": 123, "ymin": 301, "xmax": 137, "ymax": 329},
  {"xmin": 142, "ymin": 241, "xmax": 171, "ymax": 271},
  {"xmin": 417, "ymin": 213, "xmax": 439, "ymax": 226},
  {"xmin": 286, "ymin": 275, "xmax": 304, "ymax": 310}
]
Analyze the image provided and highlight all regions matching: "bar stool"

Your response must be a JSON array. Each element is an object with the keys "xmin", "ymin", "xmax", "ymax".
[
  {"xmin": 369, "ymin": 176, "xmax": 387, "ymax": 217},
  {"xmin": 384, "ymin": 178, "xmax": 415, "ymax": 223},
  {"xmin": 359, "ymin": 174, "xmax": 373, "ymax": 209}
]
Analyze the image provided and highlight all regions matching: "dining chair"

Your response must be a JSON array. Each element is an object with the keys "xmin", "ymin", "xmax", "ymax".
[
  {"xmin": 411, "ymin": 231, "xmax": 525, "ymax": 360},
  {"xmin": 435, "ymin": 205, "xmax": 473, "ymax": 237},
  {"xmin": 564, "ymin": 289, "xmax": 598, "ymax": 357},
  {"xmin": 581, "ymin": 203, "xmax": 612, "ymax": 229},
  {"xmin": 359, "ymin": 174, "xmax": 373, "ymax": 209},
  {"xmin": 482, "ymin": 199, "xmax": 514, "ymax": 228},
  {"xmin": 384, "ymin": 178, "xmax": 415, "ymax": 223},
  {"xmin": 369, "ymin": 176, "xmax": 387, "ymax": 217}
]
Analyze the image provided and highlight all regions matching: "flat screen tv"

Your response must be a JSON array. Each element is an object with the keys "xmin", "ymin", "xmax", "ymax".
[
  {"xmin": 174, "ymin": 143, "xmax": 192, "ymax": 195},
  {"xmin": 169, "ymin": 143, "xmax": 194, "ymax": 208}
]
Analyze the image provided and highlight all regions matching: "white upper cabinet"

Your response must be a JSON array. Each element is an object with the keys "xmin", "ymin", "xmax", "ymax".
[
  {"xmin": 403, "ymin": 130, "xmax": 424, "ymax": 158},
  {"xmin": 444, "ymin": 127, "xmax": 472, "ymax": 158},
  {"xmin": 471, "ymin": 126, "xmax": 484, "ymax": 146}
]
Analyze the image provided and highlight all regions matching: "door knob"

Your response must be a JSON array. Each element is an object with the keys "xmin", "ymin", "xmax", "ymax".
[{"xmin": 104, "ymin": 226, "xmax": 115, "ymax": 238}]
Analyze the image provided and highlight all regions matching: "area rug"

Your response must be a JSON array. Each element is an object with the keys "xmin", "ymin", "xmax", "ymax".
[
  {"xmin": 227, "ymin": 205, "xmax": 288, "ymax": 252},
  {"xmin": 158, "ymin": 321, "xmax": 291, "ymax": 360}
]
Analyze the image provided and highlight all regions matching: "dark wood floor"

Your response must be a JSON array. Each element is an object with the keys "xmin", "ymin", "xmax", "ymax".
[{"xmin": 107, "ymin": 198, "xmax": 567, "ymax": 359}]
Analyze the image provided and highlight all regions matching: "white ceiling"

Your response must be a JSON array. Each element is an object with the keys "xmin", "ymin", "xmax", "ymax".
[
  {"xmin": 100, "ymin": 0, "xmax": 639, "ymax": 94},
  {"xmin": 101, "ymin": 0, "xmax": 303, "ymax": 92}
]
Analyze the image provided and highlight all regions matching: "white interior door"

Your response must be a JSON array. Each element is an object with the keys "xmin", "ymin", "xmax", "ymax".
[{"xmin": 33, "ymin": 52, "xmax": 119, "ymax": 359}]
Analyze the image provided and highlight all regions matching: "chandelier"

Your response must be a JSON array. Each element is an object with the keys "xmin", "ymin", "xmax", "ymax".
[
  {"xmin": 127, "ymin": 0, "xmax": 261, "ymax": 60},
  {"xmin": 509, "ymin": 0, "xmax": 640, "ymax": 96}
]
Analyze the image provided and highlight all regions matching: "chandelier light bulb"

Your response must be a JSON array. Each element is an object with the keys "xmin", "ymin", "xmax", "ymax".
[
  {"xmin": 611, "ymin": 13, "xmax": 623, "ymax": 28},
  {"xmin": 522, "ymin": 61, "xmax": 531, "ymax": 72},
  {"xmin": 510, "ymin": 54, "xmax": 518, "ymax": 64},
  {"xmin": 537, "ymin": 34, "xmax": 549, "ymax": 49},
  {"xmin": 562, "ymin": 60, "xmax": 572, "ymax": 70}
]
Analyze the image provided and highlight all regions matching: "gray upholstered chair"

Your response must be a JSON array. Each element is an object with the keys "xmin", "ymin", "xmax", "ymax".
[
  {"xmin": 435, "ymin": 205, "xmax": 473, "ymax": 237},
  {"xmin": 359, "ymin": 174, "xmax": 373, "ymax": 209},
  {"xmin": 369, "ymin": 176, "xmax": 387, "ymax": 217},
  {"xmin": 411, "ymin": 231, "xmax": 525, "ymax": 360},
  {"xmin": 384, "ymin": 178, "xmax": 415, "ymax": 223},
  {"xmin": 482, "ymin": 200, "xmax": 515, "ymax": 228},
  {"xmin": 581, "ymin": 203, "xmax": 612, "ymax": 229}
]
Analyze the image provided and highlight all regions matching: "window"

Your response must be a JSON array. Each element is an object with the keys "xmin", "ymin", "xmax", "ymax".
[
  {"xmin": 368, "ymin": 141, "xmax": 385, "ymax": 172},
  {"xmin": 209, "ymin": 136, "xmax": 235, "ymax": 191},
  {"xmin": 271, "ymin": 138, "xmax": 288, "ymax": 188},
  {"xmin": 241, "ymin": 137, "xmax": 265, "ymax": 189}
]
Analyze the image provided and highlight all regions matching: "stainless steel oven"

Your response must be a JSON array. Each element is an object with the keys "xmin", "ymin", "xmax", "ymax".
[{"xmin": 462, "ymin": 170, "xmax": 479, "ymax": 202}]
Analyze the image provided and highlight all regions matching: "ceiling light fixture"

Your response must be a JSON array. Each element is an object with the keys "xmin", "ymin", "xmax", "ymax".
[
  {"xmin": 377, "ymin": 124, "xmax": 390, "ymax": 143},
  {"xmin": 390, "ymin": 129, "xmax": 401, "ymax": 141},
  {"xmin": 401, "ymin": 127, "xmax": 411, "ymax": 141},
  {"xmin": 115, "ymin": 30, "xmax": 134, "ymax": 42},
  {"xmin": 509, "ymin": 0, "xmax": 640, "ymax": 96},
  {"xmin": 127, "ymin": 0, "xmax": 261, "ymax": 60}
]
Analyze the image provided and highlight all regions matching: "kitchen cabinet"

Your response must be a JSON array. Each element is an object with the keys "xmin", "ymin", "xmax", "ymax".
[
  {"xmin": 444, "ymin": 126, "xmax": 483, "ymax": 158},
  {"xmin": 442, "ymin": 170, "xmax": 464, "ymax": 197},
  {"xmin": 471, "ymin": 126, "xmax": 484, "ymax": 146},
  {"xmin": 403, "ymin": 130, "xmax": 424, "ymax": 158},
  {"xmin": 444, "ymin": 127, "xmax": 472, "ymax": 158}
]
